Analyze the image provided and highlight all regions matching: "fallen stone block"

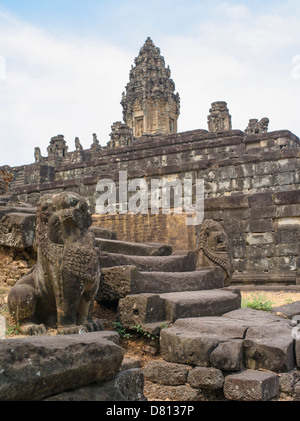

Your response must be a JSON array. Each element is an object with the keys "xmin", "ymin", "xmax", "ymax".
[
  {"xmin": 44, "ymin": 368, "xmax": 146, "ymax": 401},
  {"xmin": 0, "ymin": 332, "xmax": 124, "ymax": 401},
  {"xmin": 95, "ymin": 238, "xmax": 172, "ymax": 256},
  {"xmin": 187, "ymin": 367, "xmax": 224, "ymax": 390},
  {"xmin": 160, "ymin": 289, "xmax": 241, "ymax": 322},
  {"xmin": 143, "ymin": 361, "xmax": 192, "ymax": 386},
  {"xmin": 117, "ymin": 293, "xmax": 166, "ymax": 329},
  {"xmin": 272, "ymin": 301, "xmax": 300, "ymax": 319},
  {"xmin": 89, "ymin": 226, "xmax": 117, "ymax": 240},
  {"xmin": 224, "ymin": 369, "xmax": 279, "ymax": 401},
  {"xmin": 243, "ymin": 322, "xmax": 295, "ymax": 372},
  {"xmin": 209, "ymin": 339, "xmax": 244, "ymax": 372},
  {"xmin": 0, "ymin": 212, "xmax": 36, "ymax": 248},
  {"xmin": 160, "ymin": 316, "xmax": 246, "ymax": 367}
]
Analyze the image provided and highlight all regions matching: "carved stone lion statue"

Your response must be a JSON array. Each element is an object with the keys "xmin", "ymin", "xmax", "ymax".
[
  {"xmin": 196, "ymin": 219, "xmax": 234, "ymax": 286},
  {"xmin": 8, "ymin": 192, "xmax": 101, "ymax": 335}
]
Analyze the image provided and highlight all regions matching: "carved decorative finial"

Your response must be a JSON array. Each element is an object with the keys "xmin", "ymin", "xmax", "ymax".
[
  {"xmin": 245, "ymin": 117, "xmax": 269, "ymax": 134},
  {"xmin": 207, "ymin": 101, "xmax": 232, "ymax": 133}
]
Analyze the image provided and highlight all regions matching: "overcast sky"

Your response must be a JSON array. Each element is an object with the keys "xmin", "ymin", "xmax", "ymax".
[{"xmin": 0, "ymin": 0, "xmax": 300, "ymax": 167}]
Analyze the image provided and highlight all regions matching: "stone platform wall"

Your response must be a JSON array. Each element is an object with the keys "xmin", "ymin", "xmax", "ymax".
[{"xmin": 3, "ymin": 128, "xmax": 300, "ymax": 284}]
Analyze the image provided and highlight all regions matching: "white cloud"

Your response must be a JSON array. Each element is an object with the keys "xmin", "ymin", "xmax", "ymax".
[
  {"xmin": 0, "ymin": 3, "xmax": 300, "ymax": 167},
  {"xmin": 0, "ymin": 10, "xmax": 133, "ymax": 166}
]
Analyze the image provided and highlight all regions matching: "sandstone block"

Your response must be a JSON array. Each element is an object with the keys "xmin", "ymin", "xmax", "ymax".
[
  {"xmin": 0, "ymin": 213, "xmax": 36, "ymax": 248},
  {"xmin": 143, "ymin": 361, "xmax": 192, "ymax": 386},
  {"xmin": 209, "ymin": 339, "xmax": 244, "ymax": 371},
  {"xmin": 100, "ymin": 251, "xmax": 196, "ymax": 272},
  {"xmin": 272, "ymin": 301, "xmax": 300, "ymax": 319},
  {"xmin": 117, "ymin": 294, "xmax": 166, "ymax": 329},
  {"xmin": 243, "ymin": 322, "xmax": 295, "ymax": 372},
  {"xmin": 160, "ymin": 289, "xmax": 241, "ymax": 322},
  {"xmin": 0, "ymin": 332, "xmax": 124, "ymax": 401},
  {"xmin": 160, "ymin": 317, "xmax": 247, "ymax": 366},
  {"xmin": 187, "ymin": 367, "xmax": 224, "ymax": 390},
  {"xmin": 45, "ymin": 368, "xmax": 145, "ymax": 401},
  {"xmin": 89, "ymin": 226, "xmax": 117, "ymax": 240},
  {"xmin": 97, "ymin": 265, "xmax": 140, "ymax": 301},
  {"xmin": 224, "ymin": 369, "xmax": 279, "ymax": 401},
  {"xmin": 95, "ymin": 238, "xmax": 172, "ymax": 256}
]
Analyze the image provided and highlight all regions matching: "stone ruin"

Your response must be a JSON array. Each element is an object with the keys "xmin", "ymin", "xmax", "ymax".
[
  {"xmin": 1, "ymin": 191, "xmax": 300, "ymax": 401},
  {"xmin": 1, "ymin": 37, "xmax": 300, "ymax": 402}
]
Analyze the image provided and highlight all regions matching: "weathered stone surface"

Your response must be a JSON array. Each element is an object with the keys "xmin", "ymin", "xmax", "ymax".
[
  {"xmin": 243, "ymin": 322, "xmax": 295, "ymax": 372},
  {"xmin": 210, "ymin": 339, "xmax": 244, "ymax": 371},
  {"xmin": 0, "ymin": 213, "xmax": 36, "ymax": 248},
  {"xmin": 143, "ymin": 361, "xmax": 192, "ymax": 386},
  {"xmin": 160, "ymin": 289, "xmax": 241, "ymax": 322},
  {"xmin": 272, "ymin": 300, "xmax": 300, "ymax": 319},
  {"xmin": 224, "ymin": 369, "xmax": 279, "ymax": 401},
  {"xmin": 187, "ymin": 367, "xmax": 224, "ymax": 390},
  {"xmin": 95, "ymin": 238, "xmax": 172, "ymax": 256},
  {"xmin": 0, "ymin": 332, "xmax": 124, "ymax": 401},
  {"xmin": 160, "ymin": 316, "xmax": 247, "ymax": 367},
  {"xmin": 171, "ymin": 385, "xmax": 200, "ymax": 401},
  {"xmin": 138, "ymin": 267, "xmax": 224, "ymax": 294},
  {"xmin": 97, "ymin": 265, "xmax": 140, "ymax": 301},
  {"xmin": 120, "ymin": 357, "xmax": 142, "ymax": 371},
  {"xmin": 45, "ymin": 368, "xmax": 146, "ymax": 401},
  {"xmin": 89, "ymin": 226, "xmax": 117, "ymax": 240},
  {"xmin": 100, "ymin": 251, "xmax": 196, "ymax": 272},
  {"xmin": 117, "ymin": 294, "xmax": 166, "ymax": 329},
  {"xmin": 160, "ymin": 307, "xmax": 295, "ymax": 372}
]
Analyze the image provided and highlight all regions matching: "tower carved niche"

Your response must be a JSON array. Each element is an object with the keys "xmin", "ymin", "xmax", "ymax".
[{"xmin": 121, "ymin": 37, "xmax": 180, "ymax": 139}]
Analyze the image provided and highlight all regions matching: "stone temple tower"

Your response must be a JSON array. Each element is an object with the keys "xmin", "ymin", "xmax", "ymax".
[{"xmin": 121, "ymin": 37, "xmax": 180, "ymax": 138}]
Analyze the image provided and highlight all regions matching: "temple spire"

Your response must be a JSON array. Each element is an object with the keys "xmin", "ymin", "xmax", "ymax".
[{"xmin": 121, "ymin": 37, "xmax": 180, "ymax": 138}]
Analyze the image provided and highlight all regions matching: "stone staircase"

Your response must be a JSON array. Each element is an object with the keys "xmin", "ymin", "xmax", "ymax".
[
  {"xmin": 94, "ymin": 228, "xmax": 241, "ymax": 334},
  {"xmin": 95, "ymin": 228, "xmax": 300, "ymax": 401}
]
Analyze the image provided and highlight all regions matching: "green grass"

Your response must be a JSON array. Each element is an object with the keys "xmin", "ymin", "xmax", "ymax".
[{"xmin": 241, "ymin": 292, "xmax": 274, "ymax": 312}]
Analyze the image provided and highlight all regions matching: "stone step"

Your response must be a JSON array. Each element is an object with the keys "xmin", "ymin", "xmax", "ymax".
[
  {"xmin": 117, "ymin": 288, "xmax": 241, "ymax": 331},
  {"xmin": 97, "ymin": 266, "xmax": 224, "ymax": 302},
  {"xmin": 89, "ymin": 226, "xmax": 117, "ymax": 240},
  {"xmin": 0, "ymin": 207, "xmax": 37, "ymax": 222},
  {"xmin": 138, "ymin": 267, "xmax": 224, "ymax": 293},
  {"xmin": 95, "ymin": 238, "xmax": 172, "ymax": 256},
  {"xmin": 100, "ymin": 251, "xmax": 196, "ymax": 272},
  {"xmin": 160, "ymin": 288, "xmax": 241, "ymax": 322}
]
